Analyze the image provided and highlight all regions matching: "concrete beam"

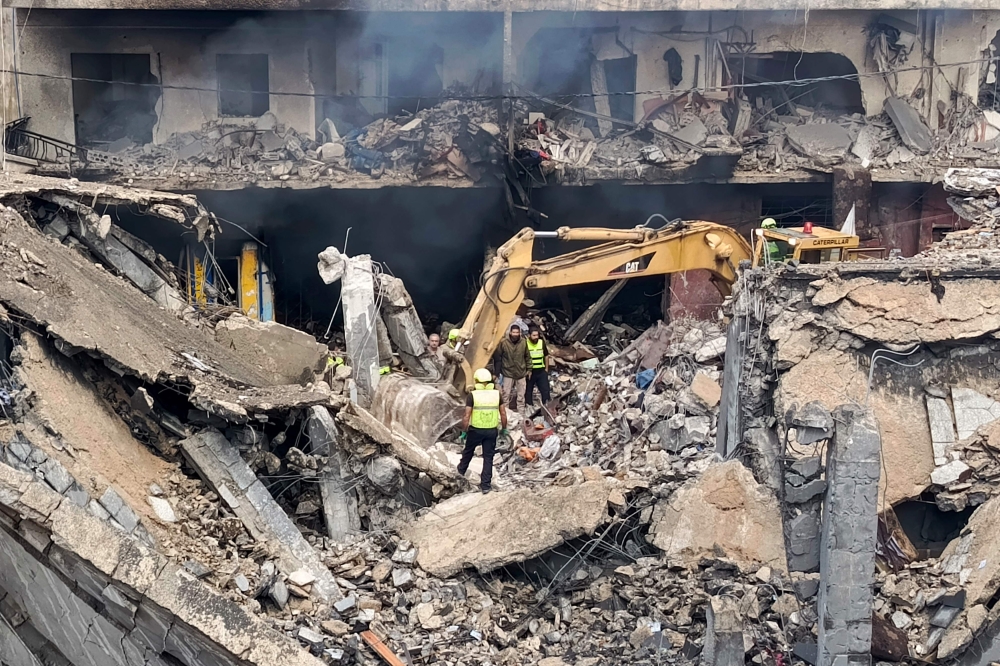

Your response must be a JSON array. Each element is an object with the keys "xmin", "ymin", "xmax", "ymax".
[
  {"xmin": 5, "ymin": 0, "xmax": 998, "ymax": 12},
  {"xmin": 305, "ymin": 406, "xmax": 360, "ymax": 542},
  {"xmin": 179, "ymin": 430, "xmax": 342, "ymax": 602},
  {"xmin": 816, "ymin": 406, "xmax": 881, "ymax": 666}
]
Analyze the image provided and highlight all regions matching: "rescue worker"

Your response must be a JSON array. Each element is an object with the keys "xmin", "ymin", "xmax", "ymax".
[
  {"xmin": 458, "ymin": 368, "xmax": 508, "ymax": 494},
  {"xmin": 761, "ymin": 217, "xmax": 783, "ymax": 264},
  {"xmin": 437, "ymin": 328, "xmax": 465, "ymax": 392},
  {"xmin": 524, "ymin": 326, "xmax": 551, "ymax": 407},
  {"xmin": 494, "ymin": 323, "xmax": 531, "ymax": 416}
]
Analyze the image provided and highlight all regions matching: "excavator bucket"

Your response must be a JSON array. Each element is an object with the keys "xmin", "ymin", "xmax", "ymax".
[{"xmin": 369, "ymin": 373, "xmax": 463, "ymax": 447}]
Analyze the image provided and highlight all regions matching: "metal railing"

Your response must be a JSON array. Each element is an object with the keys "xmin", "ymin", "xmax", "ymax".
[{"xmin": 4, "ymin": 118, "xmax": 78, "ymax": 168}]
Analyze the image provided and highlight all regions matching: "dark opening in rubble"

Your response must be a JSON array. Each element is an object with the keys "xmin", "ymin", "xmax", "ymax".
[
  {"xmin": 895, "ymin": 494, "xmax": 973, "ymax": 559},
  {"xmin": 387, "ymin": 41, "xmax": 445, "ymax": 117},
  {"xmin": 520, "ymin": 28, "xmax": 637, "ymax": 127},
  {"xmin": 761, "ymin": 194, "xmax": 834, "ymax": 227},
  {"xmin": 728, "ymin": 52, "xmax": 864, "ymax": 116},
  {"xmin": 71, "ymin": 53, "xmax": 160, "ymax": 147},
  {"xmin": 217, "ymin": 54, "xmax": 270, "ymax": 118}
]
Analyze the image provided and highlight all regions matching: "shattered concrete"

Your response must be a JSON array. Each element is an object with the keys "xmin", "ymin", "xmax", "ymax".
[{"xmin": 647, "ymin": 460, "xmax": 787, "ymax": 573}]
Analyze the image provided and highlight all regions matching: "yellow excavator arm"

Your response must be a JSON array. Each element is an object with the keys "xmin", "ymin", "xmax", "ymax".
[{"xmin": 453, "ymin": 220, "xmax": 753, "ymax": 390}]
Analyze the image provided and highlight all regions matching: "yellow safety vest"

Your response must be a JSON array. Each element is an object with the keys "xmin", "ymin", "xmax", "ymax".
[
  {"xmin": 470, "ymin": 389, "xmax": 501, "ymax": 430},
  {"xmin": 527, "ymin": 338, "xmax": 546, "ymax": 369}
]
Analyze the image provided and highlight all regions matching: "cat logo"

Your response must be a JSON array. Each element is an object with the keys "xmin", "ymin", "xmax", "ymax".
[{"xmin": 609, "ymin": 253, "xmax": 654, "ymax": 276}]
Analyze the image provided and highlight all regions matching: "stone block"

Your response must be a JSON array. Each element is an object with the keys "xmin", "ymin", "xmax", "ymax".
[
  {"xmin": 787, "ymin": 512, "xmax": 821, "ymax": 572},
  {"xmin": 926, "ymin": 396, "xmax": 956, "ymax": 465},
  {"xmin": 38, "ymin": 457, "xmax": 73, "ymax": 494},
  {"xmin": 952, "ymin": 387, "xmax": 1000, "ymax": 440}
]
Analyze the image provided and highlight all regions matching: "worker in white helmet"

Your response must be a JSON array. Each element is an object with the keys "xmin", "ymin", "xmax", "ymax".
[
  {"xmin": 761, "ymin": 217, "xmax": 784, "ymax": 263},
  {"xmin": 458, "ymin": 368, "xmax": 508, "ymax": 494}
]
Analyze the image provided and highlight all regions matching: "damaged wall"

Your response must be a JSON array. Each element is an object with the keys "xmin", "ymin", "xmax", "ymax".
[
  {"xmin": 15, "ymin": 9, "xmax": 502, "ymax": 147},
  {"xmin": 17, "ymin": 11, "xmax": 322, "ymax": 145},
  {"xmin": 511, "ymin": 9, "xmax": 999, "ymax": 122},
  {"xmin": 735, "ymin": 265, "xmax": 1000, "ymax": 506}
]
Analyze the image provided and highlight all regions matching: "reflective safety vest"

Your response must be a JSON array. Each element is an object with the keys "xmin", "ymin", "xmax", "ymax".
[
  {"xmin": 527, "ymin": 338, "xmax": 545, "ymax": 370},
  {"xmin": 470, "ymin": 389, "xmax": 501, "ymax": 430}
]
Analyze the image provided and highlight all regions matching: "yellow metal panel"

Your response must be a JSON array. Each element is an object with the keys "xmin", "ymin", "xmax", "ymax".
[
  {"xmin": 193, "ymin": 255, "xmax": 208, "ymax": 306},
  {"xmin": 239, "ymin": 242, "xmax": 259, "ymax": 320}
]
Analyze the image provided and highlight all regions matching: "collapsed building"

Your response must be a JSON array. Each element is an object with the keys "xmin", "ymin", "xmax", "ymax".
[
  {"xmin": 0, "ymin": 163, "xmax": 998, "ymax": 666},
  {"xmin": 2, "ymin": 0, "xmax": 1000, "ymax": 323},
  {"xmin": 2, "ymin": 0, "xmax": 1000, "ymax": 661}
]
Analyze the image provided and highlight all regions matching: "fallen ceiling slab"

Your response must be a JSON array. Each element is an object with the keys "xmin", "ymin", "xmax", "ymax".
[{"xmin": 0, "ymin": 175, "xmax": 333, "ymax": 417}]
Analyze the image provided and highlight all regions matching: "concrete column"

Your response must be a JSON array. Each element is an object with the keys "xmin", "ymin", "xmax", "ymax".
[
  {"xmin": 342, "ymin": 255, "xmax": 381, "ymax": 408},
  {"xmin": 502, "ymin": 9, "xmax": 515, "ymax": 155},
  {"xmin": 817, "ymin": 406, "xmax": 881, "ymax": 666},
  {"xmin": 832, "ymin": 166, "xmax": 872, "ymax": 240},
  {"xmin": 715, "ymin": 314, "xmax": 745, "ymax": 459},
  {"xmin": 704, "ymin": 596, "xmax": 744, "ymax": 666},
  {"xmin": 306, "ymin": 406, "xmax": 360, "ymax": 542},
  {"xmin": 378, "ymin": 274, "xmax": 440, "ymax": 379}
]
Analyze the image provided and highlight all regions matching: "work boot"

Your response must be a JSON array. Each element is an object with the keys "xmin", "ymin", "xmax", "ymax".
[{"xmin": 481, "ymin": 485, "xmax": 492, "ymax": 494}]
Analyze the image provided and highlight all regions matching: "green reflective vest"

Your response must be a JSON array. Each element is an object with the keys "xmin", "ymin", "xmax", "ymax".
[
  {"xmin": 527, "ymin": 338, "xmax": 545, "ymax": 370},
  {"xmin": 470, "ymin": 389, "xmax": 501, "ymax": 429}
]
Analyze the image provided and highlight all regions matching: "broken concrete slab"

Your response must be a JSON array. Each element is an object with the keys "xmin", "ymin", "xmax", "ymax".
[
  {"xmin": 305, "ymin": 406, "xmax": 360, "ymax": 541},
  {"xmin": 884, "ymin": 97, "xmax": 933, "ymax": 155},
  {"xmin": 401, "ymin": 481, "xmax": 610, "ymax": 577},
  {"xmin": 215, "ymin": 315, "xmax": 328, "ymax": 386},
  {"xmin": 336, "ymin": 401, "xmax": 462, "ymax": 488},
  {"xmin": 673, "ymin": 117, "xmax": 708, "ymax": 147},
  {"xmin": 648, "ymin": 461, "xmax": 787, "ymax": 573},
  {"xmin": 952, "ymin": 387, "xmax": 1000, "ymax": 440},
  {"xmin": 789, "ymin": 401, "xmax": 834, "ymax": 444},
  {"xmin": 0, "ymin": 200, "xmax": 333, "ymax": 420},
  {"xmin": 943, "ymin": 168, "xmax": 1000, "ymax": 197},
  {"xmin": 786, "ymin": 124, "xmax": 852, "ymax": 165},
  {"xmin": 931, "ymin": 459, "xmax": 972, "ymax": 486},
  {"xmin": 377, "ymin": 274, "xmax": 441, "ymax": 379},
  {"xmin": 690, "ymin": 372, "xmax": 721, "ymax": 409},
  {"xmin": 180, "ymin": 429, "xmax": 341, "ymax": 602}
]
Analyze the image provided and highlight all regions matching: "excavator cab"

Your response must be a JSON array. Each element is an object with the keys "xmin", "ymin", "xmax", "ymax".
[{"xmin": 751, "ymin": 224, "xmax": 863, "ymax": 267}]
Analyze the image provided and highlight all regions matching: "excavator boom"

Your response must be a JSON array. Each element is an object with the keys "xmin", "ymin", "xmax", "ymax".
[{"xmin": 454, "ymin": 221, "xmax": 752, "ymax": 389}]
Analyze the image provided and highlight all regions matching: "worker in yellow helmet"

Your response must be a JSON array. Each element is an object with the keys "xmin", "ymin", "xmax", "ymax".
[{"xmin": 458, "ymin": 368, "xmax": 508, "ymax": 494}]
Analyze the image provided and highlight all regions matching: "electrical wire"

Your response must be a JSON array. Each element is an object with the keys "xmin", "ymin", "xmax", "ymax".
[{"xmin": 0, "ymin": 52, "xmax": 998, "ymax": 102}]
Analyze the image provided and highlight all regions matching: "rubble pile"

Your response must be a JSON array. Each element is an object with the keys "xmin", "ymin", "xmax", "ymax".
[
  {"xmin": 72, "ymin": 88, "xmax": 501, "ymax": 186},
  {"xmin": 514, "ymin": 90, "xmax": 1000, "ymax": 184}
]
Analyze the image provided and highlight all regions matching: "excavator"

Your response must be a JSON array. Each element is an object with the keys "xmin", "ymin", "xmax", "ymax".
[
  {"xmin": 373, "ymin": 217, "xmax": 863, "ymax": 446},
  {"xmin": 451, "ymin": 218, "xmax": 864, "ymax": 390}
]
